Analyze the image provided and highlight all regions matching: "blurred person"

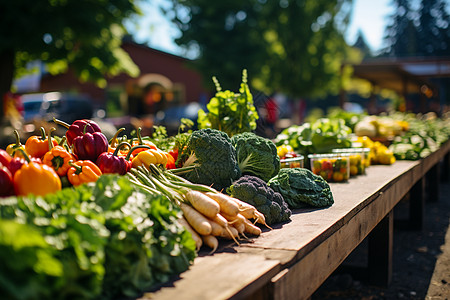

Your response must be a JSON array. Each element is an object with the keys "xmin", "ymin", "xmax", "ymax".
[
  {"xmin": 264, "ymin": 93, "xmax": 278, "ymax": 136},
  {"xmin": 3, "ymin": 92, "xmax": 23, "ymax": 123}
]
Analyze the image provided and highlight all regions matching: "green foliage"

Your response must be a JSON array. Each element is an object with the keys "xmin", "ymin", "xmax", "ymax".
[
  {"xmin": 326, "ymin": 107, "xmax": 366, "ymax": 131},
  {"xmin": 230, "ymin": 132, "xmax": 280, "ymax": 182},
  {"xmin": 268, "ymin": 168, "xmax": 334, "ymax": 208},
  {"xmin": 389, "ymin": 112, "xmax": 450, "ymax": 160},
  {"xmin": 227, "ymin": 175, "xmax": 291, "ymax": 225},
  {"xmin": 274, "ymin": 118, "xmax": 352, "ymax": 165},
  {"xmin": 0, "ymin": 0, "xmax": 140, "ymax": 93},
  {"xmin": 164, "ymin": 0, "xmax": 353, "ymax": 98},
  {"xmin": 197, "ymin": 70, "xmax": 259, "ymax": 137},
  {"xmin": 177, "ymin": 128, "xmax": 241, "ymax": 191},
  {"xmin": 150, "ymin": 119, "xmax": 194, "ymax": 152},
  {"xmin": 0, "ymin": 174, "xmax": 196, "ymax": 300}
]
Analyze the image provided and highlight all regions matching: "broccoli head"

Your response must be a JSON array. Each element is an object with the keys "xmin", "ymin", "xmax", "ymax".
[
  {"xmin": 178, "ymin": 128, "xmax": 241, "ymax": 191},
  {"xmin": 230, "ymin": 132, "xmax": 280, "ymax": 182},
  {"xmin": 268, "ymin": 168, "xmax": 334, "ymax": 208},
  {"xmin": 227, "ymin": 175, "xmax": 291, "ymax": 225}
]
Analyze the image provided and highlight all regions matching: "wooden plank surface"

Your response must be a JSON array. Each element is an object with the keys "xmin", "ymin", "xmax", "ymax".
[{"xmin": 139, "ymin": 141, "xmax": 450, "ymax": 300}]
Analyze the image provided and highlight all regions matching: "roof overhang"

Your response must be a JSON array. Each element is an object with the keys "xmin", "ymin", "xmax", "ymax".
[{"xmin": 348, "ymin": 57, "xmax": 450, "ymax": 95}]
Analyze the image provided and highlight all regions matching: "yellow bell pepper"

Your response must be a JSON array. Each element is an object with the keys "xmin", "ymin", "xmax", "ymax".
[
  {"xmin": 6, "ymin": 130, "xmax": 26, "ymax": 158},
  {"xmin": 132, "ymin": 148, "xmax": 168, "ymax": 169},
  {"xmin": 277, "ymin": 144, "xmax": 293, "ymax": 158}
]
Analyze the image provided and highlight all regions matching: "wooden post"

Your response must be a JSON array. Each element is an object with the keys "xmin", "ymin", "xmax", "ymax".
[
  {"xmin": 426, "ymin": 164, "xmax": 440, "ymax": 202},
  {"xmin": 441, "ymin": 152, "xmax": 450, "ymax": 182},
  {"xmin": 409, "ymin": 177, "xmax": 425, "ymax": 230},
  {"xmin": 368, "ymin": 210, "xmax": 393, "ymax": 287}
]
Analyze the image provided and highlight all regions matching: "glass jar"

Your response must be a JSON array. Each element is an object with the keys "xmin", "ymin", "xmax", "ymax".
[
  {"xmin": 308, "ymin": 153, "xmax": 350, "ymax": 182},
  {"xmin": 280, "ymin": 155, "xmax": 304, "ymax": 169},
  {"xmin": 332, "ymin": 148, "xmax": 369, "ymax": 176}
]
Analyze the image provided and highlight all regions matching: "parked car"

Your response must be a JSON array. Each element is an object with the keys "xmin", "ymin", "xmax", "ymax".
[
  {"xmin": 21, "ymin": 92, "xmax": 95, "ymax": 124},
  {"xmin": 153, "ymin": 102, "xmax": 207, "ymax": 135}
]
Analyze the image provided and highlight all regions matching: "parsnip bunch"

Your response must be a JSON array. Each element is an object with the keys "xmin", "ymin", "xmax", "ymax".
[{"xmin": 179, "ymin": 190, "xmax": 268, "ymax": 253}]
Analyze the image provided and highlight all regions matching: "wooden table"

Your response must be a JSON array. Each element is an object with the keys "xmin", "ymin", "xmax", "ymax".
[{"xmin": 139, "ymin": 141, "xmax": 450, "ymax": 300}]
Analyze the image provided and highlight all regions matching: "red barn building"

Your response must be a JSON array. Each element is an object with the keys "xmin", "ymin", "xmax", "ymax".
[{"xmin": 39, "ymin": 40, "xmax": 209, "ymax": 117}]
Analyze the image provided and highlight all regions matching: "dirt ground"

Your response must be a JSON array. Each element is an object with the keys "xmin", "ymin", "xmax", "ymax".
[{"xmin": 311, "ymin": 171, "xmax": 450, "ymax": 300}]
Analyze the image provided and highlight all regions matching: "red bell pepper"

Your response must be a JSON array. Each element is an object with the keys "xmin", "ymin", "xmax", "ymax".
[
  {"xmin": 165, "ymin": 152, "xmax": 176, "ymax": 169},
  {"xmin": 0, "ymin": 149, "xmax": 12, "ymax": 169},
  {"xmin": 53, "ymin": 118, "xmax": 102, "ymax": 146},
  {"xmin": 0, "ymin": 165, "xmax": 14, "ymax": 197},
  {"xmin": 72, "ymin": 125, "xmax": 108, "ymax": 162},
  {"xmin": 96, "ymin": 142, "xmax": 134, "ymax": 175}
]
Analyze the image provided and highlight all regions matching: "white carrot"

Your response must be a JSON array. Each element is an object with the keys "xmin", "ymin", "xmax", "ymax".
[
  {"xmin": 185, "ymin": 190, "xmax": 221, "ymax": 219},
  {"xmin": 178, "ymin": 217, "xmax": 203, "ymax": 251},
  {"xmin": 180, "ymin": 202, "xmax": 212, "ymax": 236},
  {"xmin": 205, "ymin": 192, "xmax": 240, "ymax": 217},
  {"xmin": 202, "ymin": 235, "xmax": 219, "ymax": 254},
  {"xmin": 242, "ymin": 218, "xmax": 262, "ymax": 236}
]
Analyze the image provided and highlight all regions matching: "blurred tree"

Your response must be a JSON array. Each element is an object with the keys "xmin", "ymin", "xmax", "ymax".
[
  {"xmin": 0, "ymin": 0, "xmax": 141, "ymax": 120},
  {"xmin": 382, "ymin": 0, "xmax": 450, "ymax": 57},
  {"xmin": 416, "ymin": 0, "xmax": 450, "ymax": 56},
  {"xmin": 352, "ymin": 30, "xmax": 372, "ymax": 58},
  {"xmin": 163, "ymin": 0, "xmax": 353, "ymax": 98},
  {"xmin": 382, "ymin": 0, "xmax": 419, "ymax": 57}
]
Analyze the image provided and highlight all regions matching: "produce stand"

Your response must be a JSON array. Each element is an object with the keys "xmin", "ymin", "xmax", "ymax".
[{"xmin": 139, "ymin": 140, "xmax": 450, "ymax": 300}]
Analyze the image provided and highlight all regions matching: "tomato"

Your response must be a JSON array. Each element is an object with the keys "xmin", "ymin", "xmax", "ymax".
[{"xmin": 322, "ymin": 160, "xmax": 333, "ymax": 170}]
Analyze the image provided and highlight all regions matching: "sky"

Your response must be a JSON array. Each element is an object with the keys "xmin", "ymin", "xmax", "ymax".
[{"xmin": 127, "ymin": 0, "xmax": 395, "ymax": 56}]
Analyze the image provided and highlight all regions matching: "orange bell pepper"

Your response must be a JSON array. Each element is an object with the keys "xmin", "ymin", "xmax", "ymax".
[
  {"xmin": 42, "ymin": 129, "xmax": 74, "ymax": 176},
  {"xmin": 25, "ymin": 127, "xmax": 57, "ymax": 159},
  {"xmin": 13, "ymin": 151, "xmax": 61, "ymax": 196},
  {"xmin": 67, "ymin": 160, "xmax": 102, "ymax": 186}
]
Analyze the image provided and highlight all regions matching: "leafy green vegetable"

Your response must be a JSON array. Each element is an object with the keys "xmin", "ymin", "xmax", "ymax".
[
  {"xmin": 227, "ymin": 175, "xmax": 291, "ymax": 225},
  {"xmin": 93, "ymin": 175, "xmax": 196, "ymax": 299},
  {"xmin": 0, "ymin": 186, "xmax": 108, "ymax": 300},
  {"xmin": 0, "ymin": 219, "xmax": 63, "ymax": 300},
  {"xmin": 150, "ymin": 119, "xmax": 194, "ymax": 152},
  {"xmin": 197, "ymin": 69, "xmax": 259, "ymax": 137},
  {"xmin": 389, "ymin": 113, "xmax": 450, "ymax": 160},
  {"xmin": 230, "ymin": 132, "xmax": 280, "ymax": 182},
  {"xmin": 274, "ymin": 118, "xmax": 352, "ymax": 168},
  {"xmin": 268, "ymin": 168, "xmax": 334, "ymax": 208},
  {"xmin": 326, "ymin": 107, "xmax": 366, "ymax": 132},
  {"xmin": 176, "ymin": 128, "xmax": 241, "ymax": 191},
  {"xmin": 0, "ymin": 175, "xmax": 197, "ymax": 300}
]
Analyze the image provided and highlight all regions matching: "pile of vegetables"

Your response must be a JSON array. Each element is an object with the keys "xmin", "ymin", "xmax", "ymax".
[
  {"xmin": 128, "ymin": 165, "xmax": 269, "ymax": 252},
  {"xmin": 8, "ymin": 70, "xmax": 450, "ymax": 299},
  {"xmin": 388, "ymin": 113, "xmax": 450, "ymax": 160},
  {"xmin": 0, "ymin": 116, "xmax": 277, "ymax": 299}
]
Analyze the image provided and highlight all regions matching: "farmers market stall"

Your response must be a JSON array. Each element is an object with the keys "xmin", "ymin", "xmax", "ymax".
[
  {"xmin": 2, "ymin": 74, "xmax": 450, "ymax": 300},
  {"xmin": 138, "ymin": 140, "xmax": 450, "ymax": 300}
]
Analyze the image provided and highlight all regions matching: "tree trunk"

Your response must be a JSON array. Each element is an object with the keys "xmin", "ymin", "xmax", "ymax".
[{"xmin": 0, "ymin": 49, "xmax": 15, "ymax": 122}]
